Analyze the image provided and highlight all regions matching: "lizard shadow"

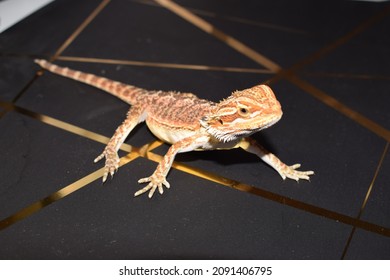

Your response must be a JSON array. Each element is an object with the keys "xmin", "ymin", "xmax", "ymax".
[{"xmin": 175, "ymin": 133, "xmax": 278, "ymax": 167}]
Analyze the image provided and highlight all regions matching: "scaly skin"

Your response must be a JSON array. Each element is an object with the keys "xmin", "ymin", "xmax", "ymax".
[{"xmin": 35, "ymin": 59, "xmax": 314, "ymax": 198}]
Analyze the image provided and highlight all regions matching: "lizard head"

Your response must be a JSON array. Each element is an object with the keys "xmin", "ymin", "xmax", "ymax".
[{"xmin": 200, "ymin": 84, "xmax": 283, "ymax": 142}]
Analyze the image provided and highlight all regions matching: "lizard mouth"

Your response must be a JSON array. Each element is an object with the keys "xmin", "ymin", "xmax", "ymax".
[{"xmin": 202, "ymin": 114, "xmax": 282, "ymax": 143}]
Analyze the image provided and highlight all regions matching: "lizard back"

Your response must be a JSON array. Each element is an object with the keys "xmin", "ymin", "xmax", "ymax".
[{"xmin": 144, "ymin": 91, "xmax": 215, "ymax": 143}]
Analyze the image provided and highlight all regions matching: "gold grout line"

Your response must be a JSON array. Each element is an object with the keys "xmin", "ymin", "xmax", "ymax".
[
  {"xmin": 0, "ymin": 101, "xmax": 14, "ymax": 111},
  {"xmin": 133, "ymin": 0, "xmax": 307, "ymax": 35},
  {"xmin": 0, "ymin": 104, "xmax": 8, "ymax": 118},
  {"xmin": 275, "ymin": 4, "xmax": 390, "ymax": 83},
  {"xmin": 51, "ymin": 0, "xmax": 111, "ymax": 61},
  {"xmin": 0, "ymin": 51, "xmax": 271, "ymax": 74},
  {"xmin": 12, "ymin": 105, "xmax": 131, "ymax": 152},
  {"xmin": 6, "ymin": 0, "xmax": 112, "ymax": 105},
  {"xmin": 218, "ymin": 15, "xmax": 307, "ymax": 35},
  {"xmin": 263, "ymin": 3, "xmax": 390, "ymax": 142},
  {"xmin": 10, "ymin": 72, "xmax": 42, "ymax": 104},
  {"xmin": 3, "ymin": 101, "xmax": 164, "ymax": 156},
  {"xmin": 341, "ymin": 142, "xmax": 389, "ymax": 259},
  {"xmin": 302, "ymin": 71, "xmax": 390, "ymax": 81},
  {"xmin": 57, "ymin": 55, "xmax": 274, "ymax": 74},
  {"xmin": 154, "ymin": 0, "xmax": 281, "ymax": 72},
  {"xmin": 288, "ymin": 75, "xmax": 390, "ymax": 142},
  {"xmin": 357, "ymin": 142, "xmax": 389, "ymax": 215},
  {"xmin": 145, "ymin": 149, "xmax": 390, "ymax": 237},
  {"xmin": 340, "ymin": 229, "xmax": 355, "ymax": 260},
  {"xmin": 0, "ymin": 152, "xmax": 139, "ymax": 231}
]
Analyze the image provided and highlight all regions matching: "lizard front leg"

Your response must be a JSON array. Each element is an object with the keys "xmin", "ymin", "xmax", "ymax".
[
  {"xmin": 239, "ymin": 137, "xmax": 314, "ymax": 181},
  {"xmin": 135, "ymin": 135, "xmax": 209, "ymax": 198},
  {"xmin": 95, "ymin": 105, "xmax": 146, "ymax": 182}
]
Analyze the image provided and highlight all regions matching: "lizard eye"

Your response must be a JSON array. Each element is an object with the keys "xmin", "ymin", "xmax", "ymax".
[{"xmin": 238, "ymin": 107, "xmax": 250, "ymax": 117}]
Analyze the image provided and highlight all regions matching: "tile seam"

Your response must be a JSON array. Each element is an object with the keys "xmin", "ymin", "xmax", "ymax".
[{"xmin": 341, "ymin": 142, "xmax": 389, "ymax": 259}]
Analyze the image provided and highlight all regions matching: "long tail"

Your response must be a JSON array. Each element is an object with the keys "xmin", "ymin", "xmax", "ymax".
[{"xmin": 34, "ymin": 59, "xmax": 146, "ymax": 105}]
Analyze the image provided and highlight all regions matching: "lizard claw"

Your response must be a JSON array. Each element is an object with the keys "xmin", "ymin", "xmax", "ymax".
[
  {"xmin": 279, "ymin": 163, "xmax": 314, "ymax": 182},
  {"xmin": 94, "ymin": 148, "xmax": 120, "ymax": 183},
  {"xmin": 135, "ymin": 174, "xmax": 171, "ymax": 198}
]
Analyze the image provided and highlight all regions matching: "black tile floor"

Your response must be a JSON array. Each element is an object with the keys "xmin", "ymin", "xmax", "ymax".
[{"xmin": 0, "ymin": 0, "xmax": 389, "ymax": 259}]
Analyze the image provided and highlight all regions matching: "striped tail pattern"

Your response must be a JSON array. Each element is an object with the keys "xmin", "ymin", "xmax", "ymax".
[{"xmin": 34, "ymin": 59, "xmax": 146, "ymax": 105}]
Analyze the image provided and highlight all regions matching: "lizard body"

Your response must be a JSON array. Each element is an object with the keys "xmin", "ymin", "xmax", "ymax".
[{"xmin": 35, "ymin": 59, "xmax": 314, "ymax": 198}]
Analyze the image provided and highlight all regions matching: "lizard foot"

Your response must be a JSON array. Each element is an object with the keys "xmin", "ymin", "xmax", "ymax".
[
  {"xmin": 94, "ymin": 148, "xmax": 120, "ymax": 183},
  {"xmin": 278, "ymin": 164, "xmax": 314, "ymax": 181},
  {"xmin": 135, "ymin": 174, "xmax": 171, "ymax": 198}
]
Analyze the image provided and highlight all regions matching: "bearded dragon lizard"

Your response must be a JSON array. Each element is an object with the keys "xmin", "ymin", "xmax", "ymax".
[{"xmin": 35, "ymin": 59, "xmax": 314, "ymax": 198}]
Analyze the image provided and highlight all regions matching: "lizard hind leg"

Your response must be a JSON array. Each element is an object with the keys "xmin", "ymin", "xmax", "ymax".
[{"xmin": 239, "ymin": 137, "xmax": 314, "ymax": 181}]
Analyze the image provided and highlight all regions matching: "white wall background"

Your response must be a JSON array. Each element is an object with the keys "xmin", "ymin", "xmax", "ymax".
[{"xmin": 0, "ymin": 0, "xmax": 54, "ymax": 33}]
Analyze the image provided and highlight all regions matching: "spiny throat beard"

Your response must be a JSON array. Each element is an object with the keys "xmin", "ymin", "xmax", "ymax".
[
  {"xmin": 201, "ymin": 115, "xmax": 281, "ymax": 143},
  {"xmin": 205, "ymin": 126, "xmax": 252, "ymax": 143}
]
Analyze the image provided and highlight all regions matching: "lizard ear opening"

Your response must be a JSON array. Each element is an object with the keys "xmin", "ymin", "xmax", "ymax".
[{"xmin": 200, "ymin": 116, "xmax": 210, "ymax": 128}]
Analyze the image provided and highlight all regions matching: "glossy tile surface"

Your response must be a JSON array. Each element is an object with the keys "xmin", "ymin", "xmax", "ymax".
[{"xmin": 0, "ymin": 0, "xmax": 389, "ymax": 259}]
